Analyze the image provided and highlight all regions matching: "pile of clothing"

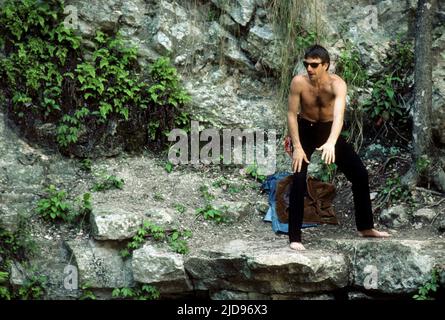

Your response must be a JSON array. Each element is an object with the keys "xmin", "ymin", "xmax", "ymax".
[{"xmin": 261, "ymin": 172, "xmax": 338, "ymax": 234}]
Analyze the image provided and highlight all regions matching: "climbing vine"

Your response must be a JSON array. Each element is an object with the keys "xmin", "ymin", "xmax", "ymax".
[{"xmin": 0, "ymin": 0, "xmax": 191, "ymax": 154}]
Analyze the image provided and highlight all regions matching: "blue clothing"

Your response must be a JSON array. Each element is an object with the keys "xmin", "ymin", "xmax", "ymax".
[{"xmin": 261, "ymin": 172, "xmax": 317, "ymax": 234}]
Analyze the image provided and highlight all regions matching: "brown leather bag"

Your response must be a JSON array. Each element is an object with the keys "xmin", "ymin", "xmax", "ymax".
[{"xmin": 275, "ymin": 175, "xmax": 338, "ymax": 225}]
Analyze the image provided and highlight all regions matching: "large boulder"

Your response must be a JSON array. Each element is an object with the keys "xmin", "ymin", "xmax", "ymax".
[
  {"xmin": 323, "ymin": 239, "xmax": 445, "ymax": 294},
  {"xmin": 184, "ymin": 239, "xmax": 349, "ymax": 296},
  {"xmin": 131, "ymin": 244, "xmax": 193, "ymax": 293},
  {"xmin": 65, "ymin": 239, "xmax": 133, "ymax": 288}
]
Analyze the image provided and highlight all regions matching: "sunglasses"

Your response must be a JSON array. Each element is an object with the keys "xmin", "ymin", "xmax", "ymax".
[{"xmin": 303, "ymin": 61, "xmax": 323, "ymax": 69}]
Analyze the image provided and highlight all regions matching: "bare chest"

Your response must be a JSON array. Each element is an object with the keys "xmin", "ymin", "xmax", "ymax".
[{"xmin": 300, "ymin": 87, "xmax": 335, "ymax": 110}]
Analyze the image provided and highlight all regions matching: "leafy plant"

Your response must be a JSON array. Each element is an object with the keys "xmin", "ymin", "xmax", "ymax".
[
  {"xmin": 413, "ymin": 266, "xmax": 443, "ymax": 300},
  {"xmin": 174, "ymin": 203, "xmax": 186, "ymax": 214},
  {"xmin": 36, "ymin": 185, "xmax": 73, "ymax": 221},
  {"xmin": 120, "ymin": 221, "xmax": 192, "ymax": 257},
  {"xmin": 336, "ymin": 41, "xmax": 368, "ymax": 87},
  {"xmin": 362, "ymin": 75, "xmax": 407, "ymax": 123},
  {"xmin": 199, "ymin": 185, "xmax": 215, "ymax": 201},
  {"xmin": 112, "ymin": 284, "xmax": 160, "ymax": 300},
  {"xmin": 0, "ymin": 0, "xmax": 191, "ymax": 154},
  {"xmin": 378, "ymin": 176, "xmax": 412, "ymax": 206},
  {"xmin": 316, "ymin": 163, "xmax": 338, "ymax": 183},
  {"xmin": 295, "ymin": 28, "xmax": 318, "ymax": 52},
  {"xmin": 245, "ymin": 163, "xmax": 266, "ymax": 183},
  {"xmin": 79, "ymin": 283, "xmax": 96, "ymax": 300},
  {"xmin": 416, "ymin": 155, "xmax": 431, "ymax": 175},
  {"xmin": 80, "ymin": 158, "xmax": 93, "ymax": 172},
  {"xmin": 92, "ymin": 175, "xmax": 124, "ymax": 192},
  {"xmin": 195, "ymin": 204, "xmax": 227, "ymax": 223},
  {"xmin": 153, "ymin": 192, "xmax": 165, "ymax": 201},
  {"xmin": 0, "ymin": 220, "xmax": 36, "ymax": 262},
  {"xmin": 17, "ymin": 273, "xmax": 47, "ymax": 300},
  {"xmin": 0, "ymin": 271, "xmax": 11, "ymax": 300},
  {"xmin": 212, "ymin": 177, "xmax": 245, "ymax": 194},
  {"xmin": 165, "ymin": 161, "xmax": 173, "ymax": 173}
]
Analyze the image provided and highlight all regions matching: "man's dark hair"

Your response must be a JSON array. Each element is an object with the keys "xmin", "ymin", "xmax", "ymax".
[{"xmin": 304, "ymin": 44, "xmax": 330, "ymax": 70}]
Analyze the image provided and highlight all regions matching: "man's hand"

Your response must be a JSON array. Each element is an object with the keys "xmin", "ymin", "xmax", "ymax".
[
  {"xmin": 292, "ymin": 147, "xmax": 310, "ymax": 173},
  {"xmin": 316, "ymin": 142, "xmax": 336, "ymax": 165}
]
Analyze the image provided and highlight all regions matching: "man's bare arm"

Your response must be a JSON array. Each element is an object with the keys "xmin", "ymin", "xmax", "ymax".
[
  {"xmin": 287, "ymin": 76, "xmax": 303, "ymax": 149},
  {"xmin": 317, "ymin": 79, "xmax": 347, "ymax": 164},
  {"xmin": 326, "ymin": 79, "xmax": 347, "ymax": 145},
  {"xmin": 287, "ymin": 76, "xmax": 309, "ymax": 172}
]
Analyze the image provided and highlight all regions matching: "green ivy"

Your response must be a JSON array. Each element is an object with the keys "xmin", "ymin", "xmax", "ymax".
[{"xmin": 0, "ymin": 0, "xmax": 191, "ymax": 153}]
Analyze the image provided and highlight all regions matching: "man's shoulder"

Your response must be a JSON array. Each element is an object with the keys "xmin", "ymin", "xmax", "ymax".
[
  {"xmin": 290, "ymin": 74, "xmax": 308, "ymax": 88},
  {"xmin": 329, "ymin": 74, "xmax": 347, "ymax": 93},
  {"xmin": 329, "ymin": 73, "xmax": 346, "ymax": 84},
  {"xmin": 330, "ymin": 74, "xmax": 346, "ymax": 85}
]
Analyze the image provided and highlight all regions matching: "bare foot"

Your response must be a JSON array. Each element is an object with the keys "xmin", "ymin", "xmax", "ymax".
[
  {"xmin": 289, "ymin": 242, "xmax": 306, "ymax": 250},
  {"xmin": 358, "ymin": 228, "xmax": 391, "ymax": 238}
]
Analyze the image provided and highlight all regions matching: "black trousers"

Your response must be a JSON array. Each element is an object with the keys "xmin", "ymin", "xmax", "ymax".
[{"xmin": 289, "ymin": 116, "xmax": 374, "ymax": 242}]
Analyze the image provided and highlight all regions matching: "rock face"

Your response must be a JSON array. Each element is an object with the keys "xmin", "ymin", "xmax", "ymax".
[
  {"xmin": 10, "ymin": 0, "xmax": 440, "ymax": 164},
  {"xmin": 65, "ymin": 240, "xmax": 134, "ymax": 288},
  {"xmin": 379, "ymin": 205, "xmax": 410, "ymax": 228},
  {"xmin": 90, "ymin": 206, "xmax": 145, "ymax": 240},
  {"xmin": 132, "ymin": 244, "xmax": 193, "ymax": 293},
  {"xmin": 185, "ymin": 239, "xmax": 349, "ymax": 297},
  {"xmin": 323, "ymin": 239, "xmax": 445, "ymax": 294}
]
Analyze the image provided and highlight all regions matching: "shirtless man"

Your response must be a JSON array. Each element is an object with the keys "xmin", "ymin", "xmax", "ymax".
[{"xmin": 287, "ymin": 45, "xmax": 390, "ymax": 250}]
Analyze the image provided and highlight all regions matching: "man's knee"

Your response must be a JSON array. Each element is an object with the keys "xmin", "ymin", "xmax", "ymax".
[{"xmin": 352, "ymin": 165, "xmax": 369, "ymax": 183}]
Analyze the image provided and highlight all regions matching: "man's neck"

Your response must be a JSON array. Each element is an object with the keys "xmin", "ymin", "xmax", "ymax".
[{"xmin": 310, "ymin": 72, "xmax": 330, "ymax": 87}]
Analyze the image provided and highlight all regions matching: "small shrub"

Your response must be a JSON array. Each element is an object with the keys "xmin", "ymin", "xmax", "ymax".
[{"xmin": 36, "ymin": 185, "xmax": 72, "ymax": 221}]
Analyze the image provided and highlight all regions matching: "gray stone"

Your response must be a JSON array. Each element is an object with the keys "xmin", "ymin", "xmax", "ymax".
[
  {"xmin": 255, "ymin": 199, "xmax": 269, "ymax": 215},
  {"xmin": 185, "ymin": 239, "xmax": 349, "ymax": 295},
  {"xmin": 0, "ymin": 192, "xmax": 37, "ymax": 233},
  {"xmin": 66, "ymin": 240, "xmax": 133, "ymax": 289},
  {"xmin": 379, "ymin": 205, "xmax": 410, "ymax": 228},
  {"xmin": 143, "ymin": 207, "xmax": 175, "ymax": 227},
  {"xmin": 90, "ymin": 206, "xmax": 145, "ymax": 240},
  {"xmin": 183, "ymin": 73, "xmax": 282, "ymax": 131},
  {"xmin": 211, "ymin": 0, "xmax": 256, "ymax": 26},
  {"xmin": 211, "ymin": 200, "xmax": 252, "ymax": 222},
  {"xmin": 413, "ymin": 208, "xmax": 437, "ymax": 224},
  {"xmin": 9, "ymin": 261, "xmax": 26, "ymax": 286},
  {"xmin": 131, "ymin": 244, "xmax": 192, "ymax": 293},
  {"xmin": 324, "ymin": 239, "xmax": 445, "ymax": 294},
  {"xmin": 242, "ymin": 23, "xmax": 282, "ymax": 72},
  {"xmin": 153, "ymin": 31, "xmax": 173, "ymax": 54}
]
